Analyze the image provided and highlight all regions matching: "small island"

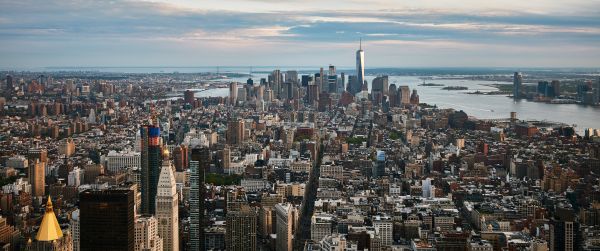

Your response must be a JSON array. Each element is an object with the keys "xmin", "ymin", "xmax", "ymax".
[
  {"xmin": 419, "ymin": 83, "xmax": 444, "ymax": 86},
  {"xmin": 442, "ymin": 86, "xmax": 468, "ymax": 90}
]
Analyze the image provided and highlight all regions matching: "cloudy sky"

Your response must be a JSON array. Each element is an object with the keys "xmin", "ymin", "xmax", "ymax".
[{"xmin": 1, "ymin": 0, "xmax": 599, "ymax": 68}]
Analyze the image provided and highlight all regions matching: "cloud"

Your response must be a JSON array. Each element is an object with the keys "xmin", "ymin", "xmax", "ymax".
[{"xmin": 0, "ymin": 0, "xmax": 599, "ymax": 67}]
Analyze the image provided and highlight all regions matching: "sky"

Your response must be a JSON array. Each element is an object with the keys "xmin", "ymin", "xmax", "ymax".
[{"xmin": 1, "ymin": 0, "xmax": 600, "ymax": 68}]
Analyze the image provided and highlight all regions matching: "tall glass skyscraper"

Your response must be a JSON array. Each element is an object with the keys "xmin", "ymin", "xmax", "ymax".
[
  {"xmin": 140, "ymin": 124, "xmax": 162, "ymax": 215},
  {"xmin": 356, "ymin": 39, "xmax": 365, "ymax": 91},
  {"xmin": 513, "ymin": 72, "xmax": 522, "ymax": 99}
]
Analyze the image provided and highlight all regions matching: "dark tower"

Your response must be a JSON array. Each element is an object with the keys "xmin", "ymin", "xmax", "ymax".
[
  {"xmin": 140, "ymin": 125, "xmax": 162, "ymax": 214},
  {"xmin": 80, "ymin": 188, "xmax": 135, "ymax": 251}
]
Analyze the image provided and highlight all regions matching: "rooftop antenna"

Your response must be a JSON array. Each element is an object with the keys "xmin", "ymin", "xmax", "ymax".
[{"xmin": 360, "ymin": 37, "xmax": 362, "ymax": 50}]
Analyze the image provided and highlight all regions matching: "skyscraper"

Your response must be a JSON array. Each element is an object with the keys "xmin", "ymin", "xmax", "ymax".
[
  {"xmin": 80, "ymin": 188, "xmax": 135, "ymax": 251},
  {"xmin": 29, "ymin": 159, "xmax": 45, "ymax": 197},
  {"xmin": 226, "ymin": 119, "xmax": 245, "ymax": 146},
  {"xmin": 229, "ymin": 82, "xmax": 238, "ymax": 106},
  {"xmin": 135, "ymin": 216, "xmax": 163, "ymax": 251},
  {"xmin": 140, "ymin": 125, "xmax": 162, "ymax": 215},
  {"xmin": 275, "ymin": 203, "xmax": 296, "ymax": 251},
  {"xmin": 189, "ymin": 147, "xmax": 210, "ymax": 251},
  {"xmin": 513, "ymin": 72, "xmax": 523, "ymax": 99},
  {"xmin": 549, "ymin": 207, "xmax": 582, "ymax": 251},
  {"xmin": 156, "ymin": 149, "xmax": 179, "ymax": 251},
  {"xmin": 399, "ymin": 86, "xmax": 410, "ymax": 105},
  {"xmin": 5, "ymin": 75, "xmax": 13, "ymax": 98},
  {"xmin": 356, "ymin": 39, "xmax": 365, "ymax": 91},
  {"xmin": 372, "ymin": 76, "xmax": 389, "ymax": 105},
  {"xmin": 225, "ymin": 207, "xmax": 257, "ymax": 251}
]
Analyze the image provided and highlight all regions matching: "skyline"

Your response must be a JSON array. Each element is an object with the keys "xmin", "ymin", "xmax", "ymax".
[{"xmin": 1, "ymin": 0, "xmax": 600, "ymax": 68}]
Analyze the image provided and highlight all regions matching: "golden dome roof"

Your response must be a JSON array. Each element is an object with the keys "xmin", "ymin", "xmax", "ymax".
[{"xmin": 36, "ymin": 196, "xmax": 63, "ymax": 242}]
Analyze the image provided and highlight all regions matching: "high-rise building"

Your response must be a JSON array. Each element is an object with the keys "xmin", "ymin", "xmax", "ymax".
[
  {"xmin": 229, "ymin": 82, "xmax": 238, "ymax": 106},
  {"xmin": 140, "ymin": 125, "xmax": 162, "ymax": 215},
  {"xmin": 135, "ymin": 216, "xmax": 163, "ymax": 251},
  {"xmin": 551, "ymin": 80, "xmax": 561, "ymax": 97},
  {"xmin": 373, "ymin": 217, "xmax": 393, "ymax": 246},
  {"xmin": 80, "ymin": 188, "xmax": 135, "ymax": 251},
  {"xmin": 226, "ymin": 119, "xmax": 245, "ymax": 146},
  {"xmin": 513, "ymin": 72, "xmax": 523, "ymax": 99},
  {"xmin": 286, "ymin": 70, "xmax": 298, "ymax": 84},
  {"xmin": 549, "ymin": 207, "xmax": 581, "ymax": 251},
  {"xmin": 356, "ymin": 39, "xmax": 365, "ymax": 91},
  {"xmin": 71, "ymin": 209, "xmax": 80, "ymax": 251},
  {"xmin": 156, "ymin": 149, "xmax": 179, "ymax": 251},
  {"xmin": 172, "ymin": 145, "xmax": 188, "ymax": 172},
  {"xmin": 399, "ymin": 86, "xmax": 410, "ymax": 105},
  {"xmin": 29, "ymin": 159, "xmax": 45, "ymax": 197},
  {"xmin": 189, "ymin": 147, "xmax": 210, "ymax": 251},
  {"xmin": 372, "ymin": 76, "xmax": 389, "ymax": 105},
  {"xmin": 225, "ymin": 207, "xmax": 257, "ymax": 251},
  {"xmin": 410, "ymin": 89, "xmax": 420, "ymax": 105},
  {"xmin": 5, "ymin": 75, "xmax": 13, "ymax": 98},
  {"xmin": 184, "ymin": 90, "xmax": 195, "ymax": 105},
  {"xmin": 275, "ymin": 203, "xmax": 296, "ymax": 251},
  {"xmin": 28, "ymin": 197, "xmax": 72, "ymax": 251}
]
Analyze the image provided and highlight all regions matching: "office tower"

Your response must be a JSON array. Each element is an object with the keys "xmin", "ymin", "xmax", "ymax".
[
  {"xmin": 29, "ymin": 159, "xmax": 45, "ymax": 197},
  {"xmin": 286, "ymin": 70, "xmax": 298, "ymax": 84},
  {"xmin": 172, "ymin": 145, "xmax": 187, "ymax": 172},
  {"xmin": 225, "ymin": 207, "xmax": 257, "ymax": 251},
  {"xmin": 372, "ymin": 76, "xmax": 389, "ymax": 105},
  {"xmin": 373, "ymin": 217, "xmax": 393, "ymax": 246},
  {"xmin": 307, "ymin": 84, "xmax": 320, "ymax": 104},
  {"xmin": 319, "ymin": 68, "xmax": 324, "ymax": 91},
  {"xmin": 102, "ymin": 150, "xmax": 141, "ymax": 173},
  {"xmin": 327, "ymin": 74, "xmax": 338, "ymax": 93},
  {"xmin": 184, "ymin": 90, "xmax": 195, "ymax": 104},
  {"xmin": 356, "ymin": 39, "xmax": 365, "ymax": 90},
  {"xmin": 373, "ymin": 150, "xmax": 385, "ymax": 178},
  {"xmin": 189, "ymin": 147, "xmax": 210, "ymax": 251},
  {"xmin": 338, "ymin": 72, "xmax": 346, "ymax": 94},
  {"xmin": 5, "ymin": 75, "xmax": 13, "ymax": 98},
  {"xmin": 348, "ymin": 75, "xmax": 360, "ymax": 96},
  {"xmin": 140, "ymin": 125, "xmax": 162, "ymax": 215},
  {"xmin": 36, "ymin": 197, "xmax": 63, "ymax": 241},
  {"xmin": 513, "ymin": 72, "xmax": 522, "ymax": 99},
  {"xmin": 422, "ymin": 178, "xmax": 433, "ymax": 198},
  {"xmin": 80, "ymin": 188, "xmax": 135, "ymax": 251},
  {"xmin": 270, "ymin": 70, "xmax": 282, "ymax": 98},
  {"xmin": 549, "ymin": 207, "xmax": 581, "ymax": 251},
  {"xmin": 226, "ymin": 119, "xmax": 245, "ymax": 145},
  {"xmin": 399, "ymin": 86, "xmax": 410, "ymax": 105},
  {"xmin": 596, "ymin": 77, "xmax": 600, "ymax": 104},
  {"xmin": 246, "ymin": 77, "xmax": 254, "ymax": 86},
  {"xmin": 71, "ymin": 209, "xmax": 80, "ymax": 251},
  {"xmin": 135, "ymin": 216, "xmax": 163, "ymax": 251},
  {"xmin": 156, "ymin": 149, "xmax": 179, "ymax": 251},
  {"xmin": 301, "ymin": 75, "xmax": 312, "ymax": 87},
  {"xmin": 275, "ymin": 203, "xmax": 296, "ymax": 251},
  {"xmin": 551, "ymin": 80, "xmax": 561, "ymax": 97},
  {"xmin": 28, "ymin": 197, "xmax": 72, "ymax": 251},
  {"xmin": 229, "ymin": 82, "xmax": 238, "ymax": 106},
  {"xmin": 410, "ymin": 89, "xmax": 420, "ymax": 105}
]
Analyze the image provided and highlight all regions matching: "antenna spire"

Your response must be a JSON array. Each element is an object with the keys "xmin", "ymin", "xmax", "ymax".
[{"xmin": 359, "ymin": 38, "xmax": 362, "ymax": 50}]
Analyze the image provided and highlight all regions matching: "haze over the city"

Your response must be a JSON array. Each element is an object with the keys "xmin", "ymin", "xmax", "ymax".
[{"xmin": 1, "ymin": 0, "xmax": 600, "ymax": 68}]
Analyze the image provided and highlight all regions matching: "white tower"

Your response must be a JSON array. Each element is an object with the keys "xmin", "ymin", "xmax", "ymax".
[
  {"xmin": 356, "ymin": 38, "xmax": 365, "ymax": 90},
  {"xmin": 156, "ymin": 149, "xmax": 179, "ymax": 251}
]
